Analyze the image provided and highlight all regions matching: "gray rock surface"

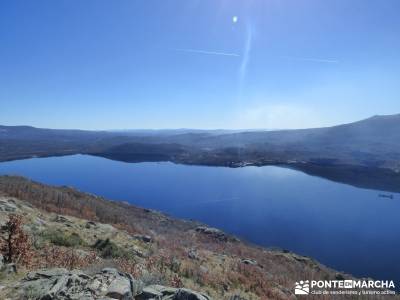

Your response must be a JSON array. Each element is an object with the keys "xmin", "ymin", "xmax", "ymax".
[
  {"xmin": 137, "ymin": 284, "xmax": 211, "ymax": 300},
  {"xmin": 53, "ymin": 215, "xmax": 70, "ymax": 223},
  {"xmin": 195, "ymin": 226, "xmax": 239, "ymax": 242},
  {"xmin": 85, "ymin": 221, "xmax": 97, "ymax": 229},
  {"xmin": 241, "ymin": 259, "xmax": 257, "ymax": 266},
  {"xmin": 2, "ymin": 263, "xmax": 17, "ymax": 275},
  {"xmin": 132, "ymin": 234, "xmax": 153, "ymax": 243},
  {"xmin": 18, "ymin": 268, "xmax": 141, "ymax": 300},
  {"xmin": 0, "ymin": 199, "xmax": 18, "ymax": 213},
  {"xmin": 14, "ymin": 268, "xmax": 211, "ymax": 300},
  {"xmin": 187, "ymin": 249, "xmax": 199, "ymax": 260}
]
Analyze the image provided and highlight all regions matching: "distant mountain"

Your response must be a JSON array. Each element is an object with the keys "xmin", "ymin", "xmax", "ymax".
[{"xmin": 1, "ymin": 114, "xmax": 400, "ymax": 172}]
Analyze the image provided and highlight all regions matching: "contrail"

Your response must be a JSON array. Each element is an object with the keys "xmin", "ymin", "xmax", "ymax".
[
  {"xmin": 174, "ymin": 48, "xmax": 240, "ymax": 57},
  {"xmin": 281, "ymin": 56, "xmax": 339, "ymax": 64},
  {"xmin": 239, "ymin": 24, "xmax": 253, "ymax": 84}
]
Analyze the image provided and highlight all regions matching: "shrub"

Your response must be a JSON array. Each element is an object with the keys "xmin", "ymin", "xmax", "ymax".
[
  {"xmin": 42, "ymin": 230, "xmax": 84, "ymax": 247},
  {"xmin": 0, "ymin": 214, "xmax": 32, "ymax": 266},
  {"xmin": 43, "ymin": 246, "xmax": 97, "ymax": 270},
  {"xmin": 92, "ymin": 239, "xmax": 131, "ymax": 259}
]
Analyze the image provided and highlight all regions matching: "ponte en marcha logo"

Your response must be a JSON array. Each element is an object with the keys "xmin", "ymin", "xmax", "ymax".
[{"xmin": 295, "ymin": 280, "xmax": 396, "ymax": 296}]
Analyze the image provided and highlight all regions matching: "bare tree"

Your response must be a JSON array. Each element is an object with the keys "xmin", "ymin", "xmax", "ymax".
[{"xmin": 1, "ymin": 214, "xmax": 32, "ymax": 265}]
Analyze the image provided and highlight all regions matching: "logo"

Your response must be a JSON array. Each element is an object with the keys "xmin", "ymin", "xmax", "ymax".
[
  {"xmin": 294, "ymin": 279, "xmax": 396, "ymax": 296},
  {"xmin": 295, "ymin": 280, "xmax": 310, "ymax": 295}
]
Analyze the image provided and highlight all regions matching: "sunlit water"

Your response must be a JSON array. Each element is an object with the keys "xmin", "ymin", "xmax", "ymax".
[{"xmin": 1, "ymin": 154, "xmax": 399, "ymax": 282}]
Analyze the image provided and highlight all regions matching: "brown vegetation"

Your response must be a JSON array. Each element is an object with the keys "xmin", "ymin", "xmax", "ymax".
[
  {"xmin": 0, "ymin": 175, "xmax": 385, "ymax": 299},
  {"xmin": 0, "ymin": 214, "xmax": 32, "ymax": 266}
]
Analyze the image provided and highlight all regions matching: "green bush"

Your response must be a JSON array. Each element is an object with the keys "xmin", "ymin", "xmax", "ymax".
[
  {"xmin": 92, "ymin": 238, "xmax": 131, "ymax": 259},
  {"xmin": 42, "ymin": 230, "xmax": 84, "ymax": 247}
]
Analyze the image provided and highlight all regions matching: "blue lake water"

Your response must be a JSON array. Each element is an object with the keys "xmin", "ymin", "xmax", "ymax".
[{"xmin": 1, "ymin": 154, "xmax": 399, "ymax": 283}]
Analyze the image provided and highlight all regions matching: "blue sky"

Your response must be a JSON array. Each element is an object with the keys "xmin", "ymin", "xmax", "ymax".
[{"xmin": 1, "ymin": 0, "xmax": 399, "ymax": 130}]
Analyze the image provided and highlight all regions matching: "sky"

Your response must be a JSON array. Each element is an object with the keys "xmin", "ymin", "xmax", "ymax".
[{"xmin": 1, "ymin": 0, "xmax": 399, "ymax": 130}]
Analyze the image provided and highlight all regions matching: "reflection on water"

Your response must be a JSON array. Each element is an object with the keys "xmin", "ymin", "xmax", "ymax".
[{"xmin": 0, "ymin": 154, "xmax": 399, "ymax": 283}]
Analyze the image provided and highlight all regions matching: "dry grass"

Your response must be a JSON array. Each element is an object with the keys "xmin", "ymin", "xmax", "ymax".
[{"xmin": 1, "ymin": 176, "xmax": 399, "ymax": 300}]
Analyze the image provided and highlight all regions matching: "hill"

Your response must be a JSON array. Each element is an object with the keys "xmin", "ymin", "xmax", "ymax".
[
  {"xmin": 0, "ymin": 175, "xmax": 366, "ymax": 300},
  {"xmin": 1, "ymin": 114, "xmax": 400, "ymax": 175}
]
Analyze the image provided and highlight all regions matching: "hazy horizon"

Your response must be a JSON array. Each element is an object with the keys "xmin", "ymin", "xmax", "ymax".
[{"xmin": 2, "ymin": 112, "xmax": 399, "ymax": 132}]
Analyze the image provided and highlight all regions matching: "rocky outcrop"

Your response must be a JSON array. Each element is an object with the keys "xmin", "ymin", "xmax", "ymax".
[
  {"xmin": 137, "ymin": 285, "xmax": 211, "ymax": 300},
  {"xmin": 195, "ymin": 226, "xmax": 239, "ymax": 242},
  {"xmin": 0, "ymin": 199, "xmax": 17, "ymax": 213},
  {"xmin": 241, "ymin": 259, "xmax": 257, "ymax": 266},
  {"xmin": 16, "ymin": 268, "xmax": 137, "ymax": 300},
  {"xmin": 53, "ymin": 215, "xmax": 73, "ymax": 226},
  {"xmin": 0, "ymin": 254, "xmax": 17, "ymax": 275},
  {"xmin": 13, "ymin": 268, "xmax": 211, "ymax": 300},
  {"xmin": 132, "ymin": 234, "xmax": 153, "ymax": 243},
  {"xmin": 187, "ymin": 249, "xmax": 199, "ymax": 260}
]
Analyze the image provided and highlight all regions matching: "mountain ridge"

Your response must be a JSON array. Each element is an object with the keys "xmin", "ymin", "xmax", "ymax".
[
  {"xmin": 2, "ymin": 113, "xmax": 400, "ymax": 134},
  {"xmin": 1, "ymin": 113, "xmax": 400, "ymax": 173}
]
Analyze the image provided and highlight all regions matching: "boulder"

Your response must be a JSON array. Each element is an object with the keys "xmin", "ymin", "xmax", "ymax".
[
  {"xmin": 0, "ymin": 199, "xmax": 18, "ymax": 212},
  {"xmin": 137, "ymin": 285, "xmax": 211, "ymax": 300},
  {"xmin": 53, "ymin": 215, "xmax": 73, "ymax": 226},
  {"xmin": 132, "ymin": 234, "xmax": 153, "ymax": 243},
  {"xmin": 2, "ymin": 263, "xmax": 17, "ymax": 275},
  {"xmin": 137, "ymin": 285, "xmax": 170, "ymax": 299},
  {"xmin": 18, "ymin": 268, "xmax": 142, "ymax": 300},
  {"xmin": 195, "ymin": 226, "xmax": 239, "ymax": 242},
  {"xmin": 241, "ymin": 259, "xmax": 257, "ymax": 266},
  {"xmin": 187, "ymin": 249, "xmax": 199, "ymax": 260},
  {"xmin": 175, "ymin": 288, "xmax": 211, "ymax": 300},
  {"xmin": 0, "ymin": 254, "xmax": 4, "ymax": 269},
  {"xmin": 85, "ymin": 221, "xmax": 97, "ymax": 229},
  {"xmin": 11, "ymin": 268, "xmax": 210, "ymax": 300}
]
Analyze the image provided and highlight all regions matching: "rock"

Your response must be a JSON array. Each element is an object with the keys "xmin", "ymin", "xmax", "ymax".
[
  {"xmin": 0, "ymin": 199, "xmax": 18, "ymax": 212},
  {"xmin": 101, "ymin": 268, "xmax": 143, "ymax": 299},
  {"xmin": 25, "ymin": 268, "xmax": 70, "ymax": 280},
  {"xmin": 187, "ymin": 249, "xmax": 199, "ymax": 260},
  {"xmin": 241, "ymin": 259, "xmax": 257, "ymax": 266},
  {"xmin": 17, "ymin": 268, "xmax": 142, "ymax": 300},
  {"xmin": 9, "ymin": 267, "xmax": 210, "ymax": 300},
  {"xmin": 127, "ymin": 274, "xmax": 144, "ymax": 297},
  {"xmin": 132, "ymin": 234, "xmax": 153, "ymax": 243},
  {"xmin": 53, "ymin": 215, "xmax": 72, "ymax": 224},
  {"xmin": 291, "ymin": 253, "xmax": 312, "ymax": 263},
  {"xmin": 0, "ymin": 254, "xmax": 4, "ymax": 269},
  {"xmin": 137, "ymin": 285, "xmax": 168, "ymax": 299},
  {"xmin": 131, "ymin": 246, "xmax": 146, "ymax": 258},
  {"xmin": 175, "ymin": 288, "xmax": 211, "ymax": 300},
  {"xmin": 106, "ymin": 277, "xmax": 132, "ymax": 299},
  {"xmin": 273, "ymin": 251, "xmax": 314, "ymax": 266},
  {"xmin": 195, "ymin": 226, "xmax": 239, "ymax": 242},
  {"xmin": 2, "ymin": 263, "xmax": 17, "ymax": 275},
  {"xmin": 137, "ymin": 285, "xmax": 211, "ymax": 300},
  {"xmin": 34, "ymin": 217, "xmax": 47, "ymax": 226},
  {"xmin": 85, "ymin": 221, "xmax": 97, "ymax": 229}
]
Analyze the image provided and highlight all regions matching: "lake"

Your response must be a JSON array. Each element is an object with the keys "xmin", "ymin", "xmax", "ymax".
[{"xmin": 1, "ymin": 154, "xmax": 399, "ymax": 283}]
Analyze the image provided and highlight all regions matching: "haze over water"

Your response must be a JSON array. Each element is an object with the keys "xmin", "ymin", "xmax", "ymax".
[{"xmin": 1, "ymin": 154, "xmax": 399, "ymax": 283}]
